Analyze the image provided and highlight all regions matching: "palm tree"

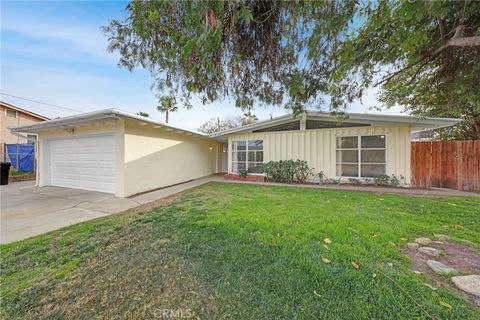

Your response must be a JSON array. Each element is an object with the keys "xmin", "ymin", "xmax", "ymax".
[{"xmin": 157, "ymin": 96, "xmax": 178, "ymax": 123}]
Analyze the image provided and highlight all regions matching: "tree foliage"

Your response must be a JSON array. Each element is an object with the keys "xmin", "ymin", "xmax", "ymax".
[
  {"xmin": 332, "ymin": 0, "xmax": 480, "ymax": 139},
  {"xmin": 104, "ymin": 0, "xmax": 480, "ymax": 139},
  {"xmin": 197, "ymin": 116, "xmax": 243, "ymax": 134},
  {"xmin": 103, "ymin": 0, "xmax": 355, "ymax": 113},
  {"xmin": 136, "ymin": 111, "xmax": 150, "ymax": 118}
]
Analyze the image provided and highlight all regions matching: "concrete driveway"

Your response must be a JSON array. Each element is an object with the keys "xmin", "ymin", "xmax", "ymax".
[
  {"xmin": 0, "ymin": 181, "xmax": 141, "ymax": 244},
  {"xmin": 0, "ymin": 177, "xmax": 220, "ymax": 244}
]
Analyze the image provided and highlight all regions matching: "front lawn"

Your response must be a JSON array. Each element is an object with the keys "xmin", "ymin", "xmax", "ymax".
[{"xmin": 1, "ymin": 183, "xmax": 479, "ymax": 319}]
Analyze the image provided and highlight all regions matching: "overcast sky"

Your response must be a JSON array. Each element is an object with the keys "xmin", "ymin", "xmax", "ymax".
[{"xmin": 1, "ymin": 1, "xmax": 403, "ymax": 131}]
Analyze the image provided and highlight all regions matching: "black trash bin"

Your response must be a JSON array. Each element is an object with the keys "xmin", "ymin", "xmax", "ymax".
[{"xmin": 0, "ymin": 162, "xmax": 12, "ymax": 185}]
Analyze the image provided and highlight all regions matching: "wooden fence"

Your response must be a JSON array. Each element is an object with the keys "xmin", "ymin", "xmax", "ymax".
[{"xmin": 411, "ymin": 140, "xmax": 480, "ymax": 191}]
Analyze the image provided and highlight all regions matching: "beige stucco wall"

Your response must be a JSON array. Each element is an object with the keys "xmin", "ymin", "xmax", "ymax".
[
  {"xmin": 1, "ymin": 105, "xmax": 45, "ymax": 145},
  {"xmin": 228, "ymin": 125, "xmax": 412, "ymax": 184},
  {"xmin": 1, "ymin": 105, "xmax": 47, "ymax": 165},
  {"xmin": 36, "ymin": 120, "xmax": 125, "ymax": 195},
  {"xmin": 123, "ymin": 120, "xmax": 222, "ymax": 197},
  {"xmin": 35, "ymin": 119, "xmax": 221, "ymax": 197}
]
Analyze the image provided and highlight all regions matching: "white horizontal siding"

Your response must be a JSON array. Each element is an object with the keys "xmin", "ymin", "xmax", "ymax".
[{"xmin": 228, "ymin": 125, "xmax": 411, "ymax": 184}]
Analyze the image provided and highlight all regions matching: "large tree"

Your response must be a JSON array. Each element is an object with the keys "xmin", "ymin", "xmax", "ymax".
[
  {"xmin": 103, "ymin": 0, "xmax": 355, "ymax": 114},
  {"xmin": 104, "ymin": 0, "xmax": 480, "ymax": 138},
  {"xmin": 331, "ymin": 0, "xmax": 480, "ymax": 139}
]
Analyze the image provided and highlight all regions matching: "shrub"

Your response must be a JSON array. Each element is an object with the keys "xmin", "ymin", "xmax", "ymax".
[
  {"xmin": 238, "ymin": 169, "xmax": 248, "ymax": 178},
  {"xmin": 373, "ymin": 175, "xmax": 391, "ymax": 186},
  {"xmin": 373, "ymin": 174, "xmax": 403, "ymax": 187},
  {"xmin": 318, "ymin": 171, "xmax": 341, "ymax": 185},
  {"xmin": 348, "ymin": 178, "xmax": 361, "ymax": 185},
  {"xmin": 262, "ymin": 160, "xmax": 314, "ymax": 184}
]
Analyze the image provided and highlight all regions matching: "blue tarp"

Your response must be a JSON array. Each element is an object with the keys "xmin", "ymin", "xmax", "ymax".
[{"xmin": 6, "ymin": 144, "xmax": 35, "ymax": 172}]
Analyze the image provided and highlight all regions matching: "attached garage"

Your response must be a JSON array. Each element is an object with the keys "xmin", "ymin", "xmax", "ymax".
[
  {"xmin": 11, "ymin": 109, "xmax": 223, "ymax": 197},
  {"xmin": 44, "ymin": 134, "xmax": 115, "ymax": 193}
]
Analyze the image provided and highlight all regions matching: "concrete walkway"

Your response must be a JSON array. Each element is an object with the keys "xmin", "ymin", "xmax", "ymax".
[{"xmin": 1, "ymin": 175, "xmax": 477, "ymax": 244}]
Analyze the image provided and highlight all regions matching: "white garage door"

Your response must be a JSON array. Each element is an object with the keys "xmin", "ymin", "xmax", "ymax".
[{"xmin": 48, "ymin": 134, "xmax": 115, "ymax": 193}]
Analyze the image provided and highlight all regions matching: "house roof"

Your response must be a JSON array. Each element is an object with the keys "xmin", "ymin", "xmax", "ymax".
[
  {"xmin": 10, "ymin": 108, "xmax": 461, "ymax": 142},
  {"xmin": 9, "ymin": 108, "xmax": 210, "ymax": 139},
  {"xmin": 210, "ymin": 111, "xmax": 461, "ymax": 139},
  {"xmin": 1, "ymin": 101, "xmax": 49, "ymax": 121}
]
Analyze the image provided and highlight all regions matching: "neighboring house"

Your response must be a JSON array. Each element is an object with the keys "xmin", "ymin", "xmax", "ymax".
[
  {"xmin": 1, "ymin": 101, "xmax": 49, "ymax": 162},
  {"xmin": 10, "ymin": 109, "xmax": 459, "ymax": 197},
  {"xmin": 411, "ymin": 130, "xmax": 435, "ymax": 141}
]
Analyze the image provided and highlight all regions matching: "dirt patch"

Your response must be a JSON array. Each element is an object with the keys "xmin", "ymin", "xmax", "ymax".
[
  {"xmin": 404, "ymin": 239, "xmax": 480, "ymax": 305},
  {"xmin": 9, "ymin": 173, "xmax": 35, "ymax": 182}
]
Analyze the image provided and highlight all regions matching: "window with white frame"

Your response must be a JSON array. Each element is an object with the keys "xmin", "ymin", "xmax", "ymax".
[
  {"xmin": 232, "ymin": 140, "xmax": 264, "ymax": 173},
  {"xmin": 336, "ymin": 135, "xmax": 386, "ymax": 178}
]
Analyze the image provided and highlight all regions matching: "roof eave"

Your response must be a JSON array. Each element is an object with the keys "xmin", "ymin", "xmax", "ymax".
[
  {"xmin": 209, "ymin": 112, "xmax": 462, "ymax": 138},
  {"xmin": 9, "ymin": 108, "xmax": 211, "ymax": 140}
]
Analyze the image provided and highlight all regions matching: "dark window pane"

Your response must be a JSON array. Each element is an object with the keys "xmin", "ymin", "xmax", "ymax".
[
  {"xmin": 336, "ymin": 150, "xmax": 358, "ymax": 163},
  {"xmin": 232, "ymin": 162, "xmax": 246, "ymax": 172},
  {"xmin": 336, "ymin": 164, "xmax": 358, "ymax": 177},
  {"xmin": 256, "ymin": 151, "xmax": 263, "ymax": 162},
  {"xmin": 248, "ymin": 162, "xmax": 263, "ymax": 173},
  {"xmin": 233, "ymin": 141, "xmax": 246, "ymax": 151},
  {"xmin": 233, "ymin": 151, "xmax": 246, "ymax": 161},
  {"xmin": 361, "ymin": 150, "xmax": 385, "ymax": 163},
  {"xmin": 248, "ymin": 140, "xmax": 263, "ymax": 150},
  {"xmin": 361, "ymin": 135, "xmax": 385, "ymax": 148},
  {"xmin": 361, "ymin": 164, "xmax": 386, "ymax": 177},
  {"xmin": 248, "ymin": 151, "xmax": 264, "ymax": 162},
  {"xmin": 336, "ymin": 137, "xmax": 358, "ymax": 149}
]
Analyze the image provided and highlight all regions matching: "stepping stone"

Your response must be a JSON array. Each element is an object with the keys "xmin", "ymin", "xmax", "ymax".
[
  {"xmin": 406, "ymin": 243, "xmax": 419, "ymax": 250},
  {"xmin": 426, "ymin": 260, "xmax": 458, "ymax": 275},
  {"xmin": 451, "ymin": 275, "xmax": 480, "ymax": 297},
  {"xmin": 435, "ymin": 234, "xmax": 449, "ymax": 241},
  {"xmin": 418, "ymin": 247, "xmax": 440, "ymax": 257},
  {"xmin": 415, "ymin": 238, "xmax": 432, "ymax": 245},
  {"xmin": 431, "ymin": 240, "xmax": 444, "ymax": 245}
]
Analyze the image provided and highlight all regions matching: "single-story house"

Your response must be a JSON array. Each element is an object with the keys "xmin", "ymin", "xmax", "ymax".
[{"xmin": 10, "ymin": 109, "xmax": 459, "ymax": 197}]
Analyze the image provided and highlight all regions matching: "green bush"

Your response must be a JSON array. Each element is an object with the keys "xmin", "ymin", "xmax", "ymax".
[
  {"xmin": 262, "ymin": 160, "xmax": 314, "ymax": 184},
  {"xmin": 373, "ymin": 174, "xmax": 403, "ymax": 187},
  {"xmin": 238, "ymin": 169, "xmax": 248, "ymax": 178}
]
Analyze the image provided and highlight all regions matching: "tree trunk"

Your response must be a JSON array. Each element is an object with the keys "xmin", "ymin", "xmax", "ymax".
[{"xmin": 165, "ymin": 110, "xmax": 169, "ymax": 123}]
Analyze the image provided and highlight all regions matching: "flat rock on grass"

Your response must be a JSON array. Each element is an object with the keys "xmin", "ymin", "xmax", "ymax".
[
  {"xmin": 451, "ymin": 275, "xmax": 480, "ymax": 297},
  {"xmin": 406, "ymin": 243, "xmax": 419, "ymax": 250},
  {"xmin": 426, "ymin": 260, "xmax": 458, "ymax": 275},
  {"xmin": 418, "ymin": 247, "xmax": 440, "ymax": 257},
  {"xmin": 415, "ymin": 238, "xmax": 432, "ymax": 246},
  {"xmin": 435, "ymin": 234, "xmax": 449, "ymax": 241}
]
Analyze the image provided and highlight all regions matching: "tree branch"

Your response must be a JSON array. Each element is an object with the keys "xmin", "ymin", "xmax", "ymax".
[
  {"xmin": 374, "ymin": 25, "xmax": 480, "ymax": 87},
  {"xmin": 374, "ymin": 55, "xmax": 431, "ymax": 87}
]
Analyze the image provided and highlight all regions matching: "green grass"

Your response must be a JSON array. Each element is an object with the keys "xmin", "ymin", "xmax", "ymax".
[
  {"xmin": 1, "ymin": 183, "xmax": 479, "ymax": 319},
  {"xmin": 8, "ymin": 171, "xmax": 31, "ymax": 177}
]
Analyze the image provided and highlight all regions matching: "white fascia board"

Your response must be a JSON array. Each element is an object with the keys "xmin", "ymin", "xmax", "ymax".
[
  {"xmin": 211, "ymin": 111, "xmax": 461, "ymax": 137},
  {"xmin": 9, "ymin": 108, "xmax": 210, "ymax": 139}
]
